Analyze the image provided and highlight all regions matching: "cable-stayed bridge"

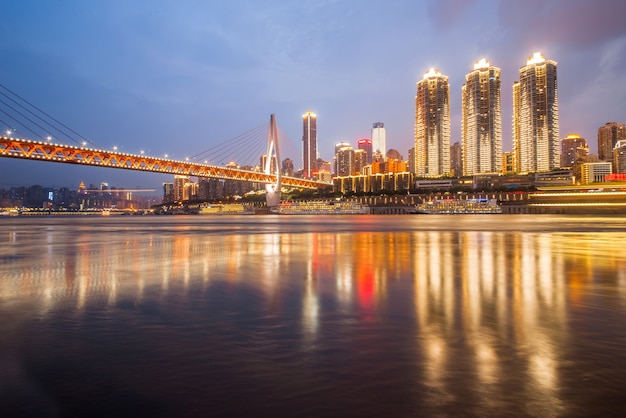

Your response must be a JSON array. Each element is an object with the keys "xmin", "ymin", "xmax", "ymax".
[
  {"xmin": 0, "ymin": 84, "xmax": 331, "ymax": 205},
  {"xmin": 0, "ymin": 133, "xmax": 326, "ymax": 189}
]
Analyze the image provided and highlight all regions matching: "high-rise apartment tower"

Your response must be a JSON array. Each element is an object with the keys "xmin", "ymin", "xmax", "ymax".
[
  {"xmin": 371, "ymin": 122, "xmax": 386, "ymax": 159},
  {"xmin": 302, "ymin": 111, "xmax": 317, "ymax": 179},
  {"xmin": 335, "ymin": 145, "xmax": 355, "ymax": 177},
  {"xmin": 461, "ymin": 59, "xmax": 502, "ymax": 175},
  {"xmin": 560, "ymin": 134, "xmax": 588, "ymax": 168},
  {"xmin": 512, "ymin": 52, "xmax": 559, "ymax": 173},
  {"xmin": 598, "ymin": 122, "xmax": 626, "ymax": 161},
  {"xmin": 357, "ymin": 138, "xmax": 373, "ymax": 164},
  {"xmin": 415, "ymin": 68, "xmax": 451, "ymax": 177}
]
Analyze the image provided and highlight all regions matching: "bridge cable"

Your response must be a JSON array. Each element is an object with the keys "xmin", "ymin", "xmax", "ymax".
[
  {"xmin": 188, "ymin": 122, "xmax": 266, "ymax": 161},
  {"xmin": 206, "ymin": 123, "xmax": 266, "ymax": 164},
  {"xmin": 206, "ymin": 125, "xmax": 266, "ymax": 165},
  {"xmin": 0, "ymin": 97, "xmax": 60, "ymax": 141},
  {"xmin": 0, "ymin": 82, "xmax": 97, "ymax": 147},
  {"xmin": 0, "ymin": 116, "xmax": 17, "ymax": 133},
  {"xmin": 0, "ymin": 108, "xmax": 43, "ymax": 140},
  {"xmin": 191, "ymin": 122, "xmax": 268, "ymax": 167},
  {"xmin": 231, "ymin": 124, "xmax": 270, "ymax": 167},
  {"xmin": 277, "ymin": 125, "xmax": 304, "ymax": 171},
  {"xmin": 0, "ymin": 91, "xmax": 84, "ymax": 145}
]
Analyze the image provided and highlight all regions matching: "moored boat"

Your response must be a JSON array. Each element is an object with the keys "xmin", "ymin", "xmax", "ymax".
[
  {"xmin": 272, "ymin": 200, "xmax": 369, "ymax": 215},
  {"xmin": 416, "ymin": 198, "xmax": 501, "ymax": 214}
]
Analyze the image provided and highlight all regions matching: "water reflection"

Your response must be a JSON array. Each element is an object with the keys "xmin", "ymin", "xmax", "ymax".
[{"xmin": 1, "ymin": 217, "xmax": 626, "ymax": 416}]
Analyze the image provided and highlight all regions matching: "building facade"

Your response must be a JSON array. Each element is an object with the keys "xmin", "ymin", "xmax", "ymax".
[
  {"xmin": 357, "ymin": 138, "xmax": 373, "ymax": 164},
  {"xmin": 613, "ymin": 140, "xmax": 626, "ymax": 174},
  {"xmin": 162, "ymin": 182, "xmax": 174, "ymax": 204},
  {"xmin": 335, "ymin": 145, "xmax": 355, "ymax": 177},
  {"xmin": 302, "ymin": 111, "xmax": 317, "ymax": 179},
  {"xmin": 386, "ymin": 149, "xmax": 402, "ymax": 161},
  {"xmin": 461, "ymin": 58, "xmax": 502, "ymax": 175},
  {"xmin": 282, "ymin": 158, "xmax": 294, "ymax": 177},
  {"xmin": 334, "ymin": 142, "xmax": 350, "ymax": 175},
  {"xmin": 513, "ymin": 52, "xmax": 560, "ymax": 173},
  {"xmin": 502, "ymin": 152, "xmax": 515, "ymax": 175},
  {"xmin": 560, "ymin": 133, "xmax": 588, "ymax": 168},
  {"xmin": 415, "ymin": 68, "xmax": 451, "ymax": 177},
  {"xmin": 371, "ymin": 122, "xmax": 386, "ymax": 160},
  {"xmin": 408, "ymin": 147, "xmax": 415, "ymax": 174},
  {"xmin": 173, "ymin": 175, "xmax": 189, "ymax": 202},
  {"xmin": 581, "ymin": 162, "xmax": 612, "ymax": 184},
  {"xmin": 450, "ymin": 142, "xmax": 463, "ymax": 177},
  {"xmin": 598, "ymin": 122, "xmax": 626, "ymax": 162},
  {"xmin": 354, "ymin": 149, "xmax": 368, "ymax": 175}
]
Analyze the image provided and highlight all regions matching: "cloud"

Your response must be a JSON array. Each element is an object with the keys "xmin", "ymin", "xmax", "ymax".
[
  {"xmin": 427, "ymin": 0, "xmax": 482, "ymax": 29},
  {"xmin": 498, "ymin": 0, "xmax": 626, "ymax": 52},
  {"xmin": 566, "ymin": 37, "xmax": 626, "ymax": 137}
]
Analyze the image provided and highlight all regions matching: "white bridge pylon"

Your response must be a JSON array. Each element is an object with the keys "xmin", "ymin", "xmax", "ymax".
[{"xmin": 265, "ymin": 114, "xmax": 281, "ymax": 207}]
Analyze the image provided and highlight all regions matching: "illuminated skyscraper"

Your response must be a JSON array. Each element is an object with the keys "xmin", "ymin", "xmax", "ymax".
[
  {"xmin": 415, "ymin": 68, "xmax": 450, "ymax": 177},
  {"xmin": 334, "ymin": 142, "xmax": 350, "ymax": 175},
  {"xmin": 173, "ymin": 175, "xmax": 189, "ymax": 202},
  {"xmin": 614, "ymin": 140, "xmax": 626, "ymax": 174},
  {"xmin": 371, "ymin": 122, "xmax": 386, "ymax": 159},
  {"xmin": 354, "ymin": 149, "xmax": 367, "ymax": 174},
  {"xmin": 560, "ymin": 133, "xmax": 588, "ymax": 168},
  {"xmin": 357, "ymin": 138, "xmax": 372, "ymax": 164},
  {"xmin": 162, "ymin": 182, "xmax": 174, "ymax": 204},
  {"xmin": 462, "ymin": 58, "xmax": 502, "ymax": 175},
  {"xmin": 450, "ymin": 141, "xmax": 462, "ymax": 177},
  {"xmin": 513, "ymin": 52, "xmax": 559, "ymax": 173},
  {"xmin": 302, "ymin": 111, "xmax": 317, "ymax": 179},
  {"xmin": 408, "ymin": 147, "xmax": 415, "ymax": 173},
  {"xmin": 335, "ymin": 144, "xmax": 355, "ymax": 177},
  {"xmin": 598, "ymin": 122, "xmax": 626, "ymax": 161}
]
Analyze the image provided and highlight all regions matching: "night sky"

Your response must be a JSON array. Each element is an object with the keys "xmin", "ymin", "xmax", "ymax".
[{"xmin": 1, "ymin": 0, "xmax": 625, "ymax": 190}]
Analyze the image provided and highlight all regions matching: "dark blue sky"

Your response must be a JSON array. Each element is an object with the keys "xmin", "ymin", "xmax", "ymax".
[{"xmin": 1, "ymin": 0, "xmax": 625, "ymax": 190}]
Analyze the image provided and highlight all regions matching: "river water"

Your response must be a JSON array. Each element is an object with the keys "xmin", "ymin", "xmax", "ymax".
[{"xmin": 1, "ymin": 215, "xmax": 626, "ymax": 417}]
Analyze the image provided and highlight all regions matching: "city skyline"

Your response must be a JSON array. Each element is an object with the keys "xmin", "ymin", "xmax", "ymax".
[{"xmin": 1, "ymin": 1, "xmax": 625, "ymax": 187}]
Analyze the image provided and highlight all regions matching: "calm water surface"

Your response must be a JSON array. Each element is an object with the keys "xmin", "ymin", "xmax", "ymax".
[{"xmin": 1, "ymin": 215, "xmax": 626, "ymax": 417}]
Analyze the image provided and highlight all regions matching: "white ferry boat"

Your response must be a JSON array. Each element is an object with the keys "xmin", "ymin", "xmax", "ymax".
[
  {"xmin": 272, "ymin": 200, "xmax": 370, "ymax": 215},
  {"xmin": 416, "ymin": 198, "xmax": 501, "ymax": 214}
]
